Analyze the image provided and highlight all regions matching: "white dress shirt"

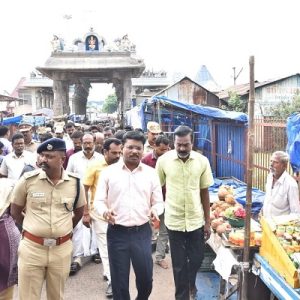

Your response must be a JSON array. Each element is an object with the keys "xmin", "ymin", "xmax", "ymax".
[
  {"xmin": 0, "ymin": 150, "xmax": 36, "ymax": 180},
  {"xmin": 66, "ymin": 150, "xmax": 103, "ymax": 179},
  {"xmin": 94, "ymin": 160, "xmax": 164, "ymax": 227},
  {"xmin": 0, "ymin": 137, "xmax": 12, "ymax": 155},
  {"xmin": 263, "ymin": 171, "xmax": 300, "ymax": 217}
]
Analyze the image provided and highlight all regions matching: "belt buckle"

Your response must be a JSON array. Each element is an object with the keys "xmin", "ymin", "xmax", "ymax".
[{"xmin": 43, "ymin": 238, "xmax": 57, "ymax": 247}]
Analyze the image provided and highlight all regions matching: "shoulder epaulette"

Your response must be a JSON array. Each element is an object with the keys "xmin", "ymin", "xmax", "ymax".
[{"xmin": 23, "ymin": 169, "xmax": 41, "ymax": 179}]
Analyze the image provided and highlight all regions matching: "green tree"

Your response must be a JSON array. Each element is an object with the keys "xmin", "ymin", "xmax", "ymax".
[
  {"xmin": 221, "ymin": 91, "xmax": 246, "ymax": 112},
  {"xmin": 102, "ymin": 94, "xmax": 118, "ymax": 113},
  {"xmin": 268, "ymin": 91, "xmax": 300, "ymax": 118}
]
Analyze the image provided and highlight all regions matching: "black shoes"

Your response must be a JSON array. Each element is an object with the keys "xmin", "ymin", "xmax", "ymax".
[
  {"xmin": 69, "ymin": 262, "xmax": 81, "ymax": 276},
  {"xmin": 92, "ymin": 253, "xmax": 102, "ymax": 264}
]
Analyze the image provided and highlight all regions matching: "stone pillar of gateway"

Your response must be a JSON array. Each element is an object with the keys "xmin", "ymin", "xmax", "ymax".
[{"xmin": 36, "ymin": 30, "xmax": 145, "ymax": 125}]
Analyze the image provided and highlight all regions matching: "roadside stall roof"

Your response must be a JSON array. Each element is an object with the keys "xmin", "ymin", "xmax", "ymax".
[
  {"xmin": 150, "ymin": 96, "xmax": 248, "ymax": 123},
  {"xmin": 1, "ymin": 115, "xmax": 46, "ymax": 126}
]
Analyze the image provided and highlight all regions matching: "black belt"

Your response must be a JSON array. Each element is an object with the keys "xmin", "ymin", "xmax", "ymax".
[{"xmin": 110, "ymin": 222, "xmax": 149, "ymax": 232}]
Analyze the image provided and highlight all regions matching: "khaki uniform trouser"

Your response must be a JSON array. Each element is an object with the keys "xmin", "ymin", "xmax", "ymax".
[
  {"xmin": 0, "ymin": 286, "xmax": 14, "ymax": 300},
  {"xmin": 18, "ymin": 237, "xmax": 72, "ymax": 300}
]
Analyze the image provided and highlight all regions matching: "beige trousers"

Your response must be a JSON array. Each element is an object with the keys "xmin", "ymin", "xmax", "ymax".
[
  {"xmin": 0, "ymin": 286, "xmax": 14, "ymax": 300},
  {"xmin": 18, "ymin": 237, "xmax": 72, "ymax": 300}
]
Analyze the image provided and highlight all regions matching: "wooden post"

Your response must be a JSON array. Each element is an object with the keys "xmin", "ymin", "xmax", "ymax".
[{"xmin": 241, "ymin": 56, "xmax": 255, "ymax": 300}]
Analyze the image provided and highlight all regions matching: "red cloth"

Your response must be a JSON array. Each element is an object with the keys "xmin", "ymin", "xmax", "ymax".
[
  {"xmin": 63, "ymin": 148, "xmax": 75, "ymax": 169},
  {"xmin": 141, "ymin": 152, "xmax": 157, "ymax": 169},
  {"xmin": 142, "ymin": 152, "xmax": 166, "ymax": 200}
]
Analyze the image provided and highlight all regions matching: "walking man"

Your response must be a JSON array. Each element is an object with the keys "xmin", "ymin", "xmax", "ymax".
[
  {"xmin": 0, "ymin": 133, "xmax": 36, "ymax": 181},
  {"xmin": 156, "ymin": 125, "xmax": 214, "ymax": 299},
  {"xmin": 83, "ymin": 137, "xmax": 122, "ymax": 298},
  {"xmin": 10, "ymin": 138, "xmax": 86, "ymax": 300},
  {"xmin": 67, "ymin": 133, "xmax": 103, "ymax": 274},
  {"xmin": 18, "ymin": 122, "xmax": 38, "ymax": 152},
  {"xmin": 95, "ymin": 131, "xmax": 164, "ymax": 300}
]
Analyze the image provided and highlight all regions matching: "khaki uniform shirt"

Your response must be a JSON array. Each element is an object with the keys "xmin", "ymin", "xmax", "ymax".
[
  {"xmin": 11, "ymin": 169, "xmax": 86, "ymax": 238},
  {"xmin": 25, "ymin": 141, "xmax": 38, "ymax": 153},
  {"xmin": 144, "ymin": 140, "xmax": 154, "ymax": 155}
]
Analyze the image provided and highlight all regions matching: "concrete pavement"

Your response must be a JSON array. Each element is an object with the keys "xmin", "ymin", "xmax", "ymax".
[{"xmin": 13, "ymin": 254, "xmax": 175, "ymax": 299}]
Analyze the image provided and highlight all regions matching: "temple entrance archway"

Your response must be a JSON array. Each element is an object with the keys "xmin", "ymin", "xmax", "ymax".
[{"xmin": 37, "ymin": 29, "xmax": 145, "ymax": 126}]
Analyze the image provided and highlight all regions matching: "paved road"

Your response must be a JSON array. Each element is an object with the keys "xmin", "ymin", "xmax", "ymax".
[{"xmin": 14, "ymin": 254, "xmax": 175, "ymax": 299}]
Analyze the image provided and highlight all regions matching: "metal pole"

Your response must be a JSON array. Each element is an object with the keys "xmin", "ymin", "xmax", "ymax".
[{"xmin": 241, "ymin": 56, "xmax": 255, "ymax": 300}]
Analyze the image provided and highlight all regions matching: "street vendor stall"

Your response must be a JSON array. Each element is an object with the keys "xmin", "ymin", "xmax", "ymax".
[
  {"xmin": 202, "ymin": 178, "xmax": 270, "ymax": 300},
  {"xmin": 206, "ymin": 183, "xmax": 300, "ymax": 300},
  {"xmin": 252, "ymin": 215, "xmax": 300, "ymax": 300}
]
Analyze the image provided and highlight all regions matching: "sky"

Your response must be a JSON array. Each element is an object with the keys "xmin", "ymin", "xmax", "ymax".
[{"xmin": 1, "ymin": 0, "xmax": 300, "ymax": 100}]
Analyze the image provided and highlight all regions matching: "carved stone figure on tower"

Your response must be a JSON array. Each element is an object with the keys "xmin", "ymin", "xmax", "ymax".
[{"xmin": 51, "ymin": 35, "xmax": 63, "ymax": 52}]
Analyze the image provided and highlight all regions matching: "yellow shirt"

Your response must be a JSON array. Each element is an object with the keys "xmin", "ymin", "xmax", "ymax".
[
  {"xmin": 11, "ymin": 169, "xmax": 86, "ymax": 238},
  {"xmin": 156, "ymin": 150, "xmax": 213, "ymax": 232},
  {"xmin": 82, "ymin": 158, "xmax": 108, "ymax": 220}
]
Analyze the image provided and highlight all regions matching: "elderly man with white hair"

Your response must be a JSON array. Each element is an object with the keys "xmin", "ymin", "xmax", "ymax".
[{"xmin": 262, "ymin": 151, "xmax": 300, "ymax": 217}]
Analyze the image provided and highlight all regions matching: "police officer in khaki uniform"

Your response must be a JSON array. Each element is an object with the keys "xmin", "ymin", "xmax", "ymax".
[
  {"xmin": 18, "ymin": 122, "xmax": 39, "ymax": 153},
  {"xmin": 10, "ymin": 138, "xmax": 86, "ymax": 300}
]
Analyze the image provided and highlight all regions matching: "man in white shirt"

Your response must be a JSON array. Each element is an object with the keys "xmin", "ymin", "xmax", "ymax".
[
  {"xmin": 0, "ymin": 125, "xmax": 12, "ymax": 156},
  {"xmin": 94, "ymin": 130, "xmax": 164, "ymax": 299},
  {"xmin": 0, "ymin": 133, "xmax": 36, "ymax": 181},
  {"xmin": 67, "ymin": 133, "xmax": 103, "ymax": 275},
  {"xmin": 263, "ymin": 151, "xmax": 300, "ymax": 217},
  {"xmin": 64, "ymin": 122, "xmax": 76, "ymax": 151}
]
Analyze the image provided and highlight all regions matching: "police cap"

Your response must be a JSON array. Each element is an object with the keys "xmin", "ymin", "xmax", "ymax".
[
  {"xmin": 37, "ymin": 138, "xmax": 66, "ymax": 154},
  {"xmin": 147, "ymin": 121, "xmax": 161, "ymax": 134}
]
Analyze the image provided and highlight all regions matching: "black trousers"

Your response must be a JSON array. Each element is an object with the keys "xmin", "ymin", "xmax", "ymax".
[
  {"xmin": 168, "ymin": 227, "xmax": 205, "ymax": 300},
  {"xmin": 107, "ymin": 222, "xmax": 153, "ymax": 300}
]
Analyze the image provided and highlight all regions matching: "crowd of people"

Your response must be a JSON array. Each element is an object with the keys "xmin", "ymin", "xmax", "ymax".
[{"xmin": 0, "ymin": 118, "xmax": 300, "ymax": 300}]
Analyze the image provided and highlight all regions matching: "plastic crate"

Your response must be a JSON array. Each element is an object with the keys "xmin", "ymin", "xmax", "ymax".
[
  {"xmin": 200, "ymin": 244, "xmax": 216, "ymax": 272},
  {"xmin": 259, "ymin": 217, "xmax": 300, "ymax": 288}
]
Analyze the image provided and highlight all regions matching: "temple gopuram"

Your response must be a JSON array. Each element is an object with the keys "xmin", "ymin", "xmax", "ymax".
[{"xmin": 37, "ymin": 28, "xmax": 145, "ymax": 125}]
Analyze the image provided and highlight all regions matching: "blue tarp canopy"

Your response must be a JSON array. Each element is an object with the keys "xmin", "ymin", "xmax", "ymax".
[
  {"xmin": 150, "ymin": 96, "xmax": 248, "ymax": 123},
  {"xmin": 1, "ymin": 115, "xmax": 22, "ymax": 125},
  {"xmin": 1, "ymin": 115, "xmax": 46, "ymax": 126},
  {"xmin": 287, "ymin": 112, "xmax": 300, "ymax": 173}
]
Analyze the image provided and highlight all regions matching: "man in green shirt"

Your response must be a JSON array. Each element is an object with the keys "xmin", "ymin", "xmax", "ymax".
[{"xmin": 156, "ymin": 125, "xmax": 214, "ymax": 300}]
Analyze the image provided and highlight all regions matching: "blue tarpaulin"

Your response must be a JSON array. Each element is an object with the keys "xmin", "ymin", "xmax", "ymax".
[
  {"xmin": 287, "ymin": 112, "xmax": 300, "ymax": 173},
  {"xmin": 1, "ymin": 115, "xmax": 46, "ymax": 126},
  {"xmin": 150, "ymin": 96, "xmax": 248, "ymax": 123},
  {"xmin": 1, "ymin": 115, "xmax": 22, "ymax": 125}
]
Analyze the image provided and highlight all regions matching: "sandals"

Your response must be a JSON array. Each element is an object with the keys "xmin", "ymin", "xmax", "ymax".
[{"xmin": 156, "ymin": 259, "xmax": 168, "ymax": 269}]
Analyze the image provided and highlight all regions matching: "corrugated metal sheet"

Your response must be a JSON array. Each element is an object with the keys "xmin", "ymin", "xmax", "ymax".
[
  {"xmin": 214, "ymin": 122, "xmax": 246, "ymax": 181},
  {"xmin": 218, "ymin": 73, "xmax": 300, "ymax": 101},
  {"xmin": 155, "ymin": 76, "xmax": 220, "ymax": 107}
]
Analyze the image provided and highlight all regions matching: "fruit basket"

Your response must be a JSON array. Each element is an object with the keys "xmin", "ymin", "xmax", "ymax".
[
  {"xmin": 260, "ymin": 217, "xmax": 300, "ymax": 288},
  {"xmin": 227, "ymin": 217, "xmax": 245, "ymax": 228}
]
